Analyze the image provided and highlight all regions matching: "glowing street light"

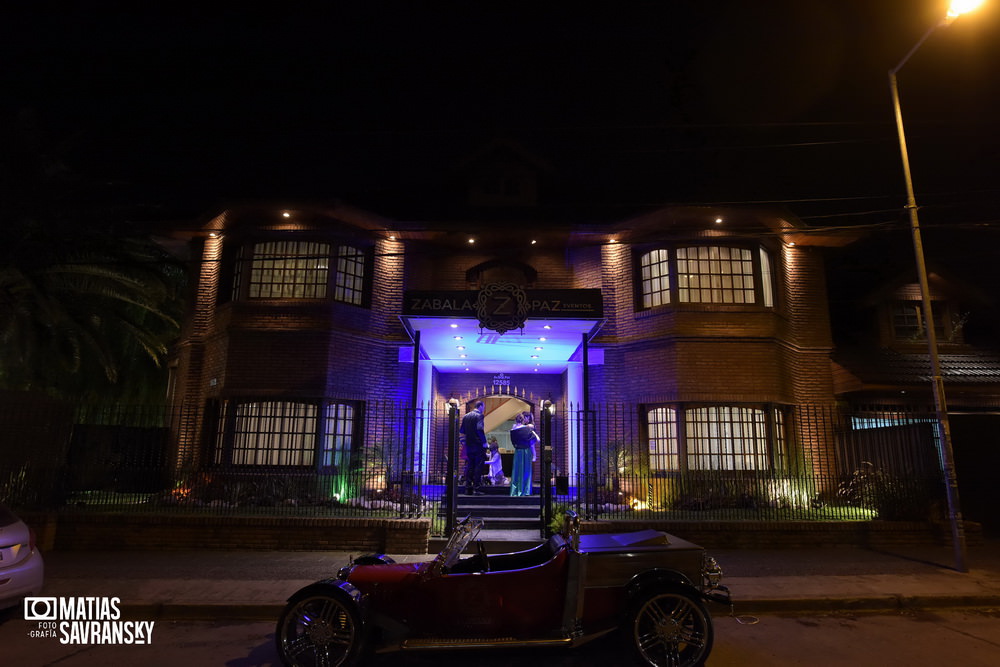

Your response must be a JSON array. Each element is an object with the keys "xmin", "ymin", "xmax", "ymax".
[
  {"xmin": 887, "ymin": 0, "xmax": 985, "ymax": 573},
  {"xmin": 947, "ymin": 0, "xmax": 985, "ymax": 19}
]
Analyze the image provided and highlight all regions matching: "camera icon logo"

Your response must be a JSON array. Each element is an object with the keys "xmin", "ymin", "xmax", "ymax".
[{"xmin": 24, "ymin": 597, "xmax": 58, "ymax": 621}]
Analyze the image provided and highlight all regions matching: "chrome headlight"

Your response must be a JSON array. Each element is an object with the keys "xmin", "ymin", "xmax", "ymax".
[{"xmin": 701, "ymin": 554, "xmax": 724, "ymax": 588}]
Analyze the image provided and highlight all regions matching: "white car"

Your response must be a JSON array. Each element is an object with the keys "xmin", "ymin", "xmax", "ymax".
[{"xmin": 0, "ymin": 505, "xmax": 44, "ymax": 611}]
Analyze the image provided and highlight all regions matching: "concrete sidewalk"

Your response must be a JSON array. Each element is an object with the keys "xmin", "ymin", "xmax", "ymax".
[{"xmin": 34, "ymin": 539, "xmax": 1000, "ymax": 621}]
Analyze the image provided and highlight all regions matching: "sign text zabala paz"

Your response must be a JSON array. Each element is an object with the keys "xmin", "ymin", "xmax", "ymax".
[
  {"xmin": 403, "ymin": 289, "xmax": 603, "ymax": 320},
  {"xmin": 24, "ymin": 596, "xmax": 155, "ymax": 645}
]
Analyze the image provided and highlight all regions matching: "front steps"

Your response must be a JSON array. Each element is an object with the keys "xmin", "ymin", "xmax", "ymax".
[{"xmin": 436, "ymin": 485, "xmax": 545, "ymax": 551}]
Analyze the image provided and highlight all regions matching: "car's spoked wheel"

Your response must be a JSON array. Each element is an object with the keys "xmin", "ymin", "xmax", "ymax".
[
  {"xmin": 276, "ymin": 593, "xmax": 362, "ymax": 667},
  {"xmin": 628, "ymin": 589, "xmax": 713, "ymax": 667}
]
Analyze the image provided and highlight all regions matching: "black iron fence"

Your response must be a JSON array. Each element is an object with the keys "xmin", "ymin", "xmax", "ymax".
[
  {"xmin": 0, "ymin": 397, "xmax": 949, "ymax": 531},
  {"xmin": 560, "ymin": 402, "xmax": 946, "ymax": 523}
]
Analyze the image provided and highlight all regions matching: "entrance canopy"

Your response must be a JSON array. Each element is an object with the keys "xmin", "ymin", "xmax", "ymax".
[
  {"xmin": 401, "ymin": 287, "xmax": 605, "ymax": 374},
  {"xmin": 402, "ymin": 316, "xmax": 603, "ymax": 373}
]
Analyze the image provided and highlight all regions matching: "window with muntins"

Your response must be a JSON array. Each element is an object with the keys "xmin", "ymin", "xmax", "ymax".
[
  {"xmin": 677, "ymin": 246, "xmax": 755, "ymax": 304},
  {"xmin": 647, "ymin": 406, "xmax": 679, "ymax": 470},
  {"xmin": 333, "ymin": 245, "xmax": 367, "ymax": 306},
  {"xmin": 640, "ymin": 249, "xmax": 671, "ymax": 308},
  {"xmin": 646, "ymin": 404, "xmax": 784, "ymax": 472},
  {"xmin": 248, "ymin": 241, "xmax": 330, "ymax": 299},
  {"xmin": 890, "ymin": 300, "xmax": 949, "ymax": 342},
  {"xmin": 232, "ymin": 241, "xmax": 368, "ymax": 305},
  {"xmin": 686, "ymin": 406, "xmax": 768, "ymax": 470},
  {"xmin": 637, "ymin": 245, "xmax": 774, "ymax": 309},
  {"xmin": 215, "ymin": 400, "xmax": 358, "ymax": 468}
]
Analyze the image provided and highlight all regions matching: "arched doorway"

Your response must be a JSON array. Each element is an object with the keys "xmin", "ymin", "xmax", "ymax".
[{"xmin": 476, "ymin": 395, "xmax": 533, "ymax": 486}]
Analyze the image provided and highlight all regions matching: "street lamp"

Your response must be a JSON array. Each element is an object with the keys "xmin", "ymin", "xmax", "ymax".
[{"xmin": 888, "ymin": 0, "xmax": 984, "ymax": 573}]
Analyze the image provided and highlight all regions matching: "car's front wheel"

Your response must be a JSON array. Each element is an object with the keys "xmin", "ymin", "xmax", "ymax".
[
  {"xmin": 626, "ymin": 587, "xmax": 713, "ymax": 667},
  {"xmin": 275, "ymin": 589, "xmax": 363, "ymax": 667}
]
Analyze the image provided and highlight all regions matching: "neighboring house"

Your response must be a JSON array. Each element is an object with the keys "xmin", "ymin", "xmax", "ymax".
[{"xmin": 829, "ymin": 237, "xmax": 1000, "ymax": 532}]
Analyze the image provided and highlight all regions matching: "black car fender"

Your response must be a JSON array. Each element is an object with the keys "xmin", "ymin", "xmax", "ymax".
[
  {"xmin": 286, "ymin": 577, "xmax": 366, "ymax": 610},
  {"xmin": 624, "ymin": 567, "xmax": 699, "ymax": 600}
]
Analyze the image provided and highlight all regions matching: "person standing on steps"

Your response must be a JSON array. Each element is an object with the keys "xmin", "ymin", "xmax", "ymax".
[
  {"xmin": 460, "ymin": 401, "xmax": 487, "ymax": 495},
  {"xmin": 509, "ymin": 411, "xmax": 539, "ymax": 497},
  {"xmin": 485, "ymin": 436, "xmax": 507, "ymax": 486}
]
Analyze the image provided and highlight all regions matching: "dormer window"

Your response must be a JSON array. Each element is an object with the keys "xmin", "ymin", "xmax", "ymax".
[{"xmin": 890, "ymin": 300, "xmax": 960, "ymax": 343}]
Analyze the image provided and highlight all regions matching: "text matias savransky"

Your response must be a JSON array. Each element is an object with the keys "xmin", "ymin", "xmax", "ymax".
[{"xmin": 24, "ymin": 596, "xmax": 155, "ymax": 645}]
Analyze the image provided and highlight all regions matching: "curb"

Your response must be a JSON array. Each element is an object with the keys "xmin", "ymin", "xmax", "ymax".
[
  {"xmin": 116, "ymin": 595, "xmax": 1000, "ymax": 623},
  {"xmin": 122, "ymin": 603, "xmax": 286, "ymax": 622},
  {"xmin": 722, "ymin": 595, "xmax": 1000, "ymax": 615}
]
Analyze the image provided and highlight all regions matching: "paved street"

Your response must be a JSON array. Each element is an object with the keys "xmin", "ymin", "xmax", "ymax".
[
  {"xmin": 3, "ymin": 538, "xmax": 1000, "ymax": 665},
  {"xmin": 4, "ymin": 609, "xmax": 1000, "ymax": 666}
]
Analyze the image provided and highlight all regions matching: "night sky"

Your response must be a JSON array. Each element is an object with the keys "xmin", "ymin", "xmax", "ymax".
[{"xmin": 5, "ymin": 1, "xmax": 1000, "ymax": 229}]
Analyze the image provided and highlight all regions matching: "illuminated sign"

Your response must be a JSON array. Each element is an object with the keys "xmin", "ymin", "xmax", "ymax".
[{"xmin": 404, "ymin": 288, "xmax": 603, "ymax": 321}]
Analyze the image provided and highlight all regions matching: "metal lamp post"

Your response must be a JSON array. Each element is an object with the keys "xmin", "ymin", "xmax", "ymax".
[{"xmin": 887, "ymin": 0, "xmax": 984, "ymax": 572}]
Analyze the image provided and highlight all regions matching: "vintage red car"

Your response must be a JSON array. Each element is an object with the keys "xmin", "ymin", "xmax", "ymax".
[{"xmin": 276, "ymin": 512, "xmax": 729, "ymax": 666}]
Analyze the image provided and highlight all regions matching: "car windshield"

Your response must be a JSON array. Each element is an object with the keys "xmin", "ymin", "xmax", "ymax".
[{"xmin": 433, "ymin": 517, "xmax": 484, "ymax": 571}]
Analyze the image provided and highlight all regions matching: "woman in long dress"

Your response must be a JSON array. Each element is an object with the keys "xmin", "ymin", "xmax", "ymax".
[{"xmin": 509, "ymin": 412, "xmax": 538, "ymax": 497}]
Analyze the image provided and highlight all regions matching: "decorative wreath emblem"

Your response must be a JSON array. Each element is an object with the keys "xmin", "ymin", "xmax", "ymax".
[{"xmin": 475, "ymin": 282, "xmax": 529, "ymax": 335}]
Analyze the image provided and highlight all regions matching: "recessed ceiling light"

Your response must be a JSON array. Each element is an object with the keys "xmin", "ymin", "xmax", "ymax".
[
  {"xmin": 530, "ymin": 355, "xmax": 539, "ymax": 359},
  {"xmin": 282, "ymin": 212, "xmax": 291, "ymax": 218},
  {"xmin": 534, "ymin": 346, "xmax": 543, "ymax": 350},
  {"xmin": 538, "ymin": 337, "xmax": 547, "ymax": 341},
  {"xmin": 531, "ymin": 239, "xmax": 537, "ymax": 245},
  {"xmin": 450, "ymin": 324, "xmax": 458, "ymax": 328},
  {"xmin": 459, "ymin": 354, "xmax": 467, "ymax": 358},
  {"xmin": 543, "ymin": 325, "xmax": 552, "ymax": 330},
  {"xmin": 715, "ymin": 217, "xmax": 723, "ymax": 224},
  {"xmin": 456, "ymin": 346, "xmax": 466, "ymax": 350},
  {"xmin": 468, "ymin": 238, "xmax": 475, "ymax": 244},
  {"xmin": 453, "ymin": 335, "xmax": 463, "ymax": 340}
]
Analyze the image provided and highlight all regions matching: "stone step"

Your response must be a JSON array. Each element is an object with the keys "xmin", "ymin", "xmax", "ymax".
[{"xmin": 450, "ymin": 507, "xmax": 540, "ymax": 520}]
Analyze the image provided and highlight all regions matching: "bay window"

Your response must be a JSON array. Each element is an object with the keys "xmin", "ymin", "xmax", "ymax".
[
  {"xmin": 230, "ymin": 240, "xmax": 369, "ymax": 305},
  {"xmin": 646, "ymin": 404, "xmax": 786, "ymax": 473},
  {"xmin": 214, "ymin": 399, "xmax": 359, "ymax": 469},
  {"xmin": 637, "ymin": 244, "xmax": 775, "ymax": 310}
]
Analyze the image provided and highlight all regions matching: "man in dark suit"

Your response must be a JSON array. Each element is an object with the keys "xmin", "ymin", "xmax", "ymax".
[{"xmin": 460, "ymin": 401, "xmax": 487, "ymax": 495}]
